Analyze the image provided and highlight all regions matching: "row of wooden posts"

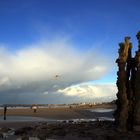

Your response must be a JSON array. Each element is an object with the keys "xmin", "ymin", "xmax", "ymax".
[{"xmin": 114, "ymin": 31, "xmax": 140, "ymax": 131}]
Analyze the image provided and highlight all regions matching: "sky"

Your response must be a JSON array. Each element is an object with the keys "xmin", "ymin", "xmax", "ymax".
[{"xmin": 0, "ymin": 0, "xmax": 140, "ymax": 104}]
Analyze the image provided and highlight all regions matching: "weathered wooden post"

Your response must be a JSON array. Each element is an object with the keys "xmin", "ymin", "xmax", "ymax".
[
  {"xmin": 114, "ymin": 37, "xmax": 131, "ymax": 131},
  {"xmin": 4, "ymin": 106, "xmax": 7, "ymax": 120},
  {"xmin": 133, "ymin": 31, "xmax": 140, "ymax": 128}
]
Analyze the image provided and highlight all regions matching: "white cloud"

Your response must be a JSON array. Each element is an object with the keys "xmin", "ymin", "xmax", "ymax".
[
  {"xmin": 0, "ymin": 77, "xmax": 11, "ymax": 86},
  {"xmin": 58, "ymin": 83, "xmax": 117, "ymax": 99},
  {"xmin": 43, "ymin": 91, "xmax": 49, "ymax": 95},
  {"xmin": 0, "ymin": 38, "xmax": 114, "ymax": 103}
]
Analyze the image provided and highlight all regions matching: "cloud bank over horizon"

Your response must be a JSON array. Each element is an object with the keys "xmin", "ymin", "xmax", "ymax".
[{"xmin": 0, "ymin": 38, "xmax": 116, "ymax": 104}]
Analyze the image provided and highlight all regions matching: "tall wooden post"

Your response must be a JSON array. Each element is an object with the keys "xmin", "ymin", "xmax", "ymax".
[
  {"xmin": 114, "ymin": 37, "xmax": 131, "ymax": 131},
  {"xmin": 134, "ymin": 31, "xmax": 140, "ymax": 126}
]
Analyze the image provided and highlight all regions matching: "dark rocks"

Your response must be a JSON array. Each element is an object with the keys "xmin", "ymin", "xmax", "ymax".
[
  {"xmin": 15, "ymin": 126, "xmax": 34, "ymax": 135},
  {"xmin": 37, "ymin": 133, "xmax": 46, "ymax": 140},
  {"xmin": 0, "ymin": 127, "xmax": 11, "ymax": 133},
  {"xmin": 0, "ymin": 133, "xmax": 3, "ymax": 138},
  {"xmin": 6, "ymin": 120, "xmax": 140, "ymax": 139},
  {"xmin": 21, "ymin": 135, "xmax": 29, "ymax": 140}
]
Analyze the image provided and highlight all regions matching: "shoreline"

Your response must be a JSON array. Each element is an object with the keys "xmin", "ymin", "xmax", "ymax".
[
  {"xmin": 0, "ymin": 104, "xmax": 115, "ymax": 118},
  {"xmin": 0, "ymin": 105, "xmax": 115, "ymax": 128}
]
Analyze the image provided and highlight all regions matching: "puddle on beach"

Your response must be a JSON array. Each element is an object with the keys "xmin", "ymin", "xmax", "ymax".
[
  {"xmin": 86, "ymin": 108, "xmax": 115, "ymax": 121},
  {"xmin": 17, "ymin": 137, "xmax": 55, "ymax": 140},
  {"xmin": 88, "ymin": 108, "xmax": 115, "ymax": 113},
  {"xmin": 3, "ymin": 136, "xmax": 55, "ymax": 140},
  {"xmin": 0, "ymin": 116, "xmax": 114, "ymax": 123},
  {"xmin": 67, "ymin": 118, "xmax": 114, "ymax": 122},
  {"xmin": 0, "ymin": 116, "xmax": 50, "ymax": 122}
]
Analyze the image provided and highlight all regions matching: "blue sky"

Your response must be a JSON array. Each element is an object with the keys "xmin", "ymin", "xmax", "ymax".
[
  {"xmin": 0, "ymin": 0, "xmax": 139, "ymax": 104},
  {"xmin": 0, "ymin": 0, "xmax": 140, "ymax": 50}
]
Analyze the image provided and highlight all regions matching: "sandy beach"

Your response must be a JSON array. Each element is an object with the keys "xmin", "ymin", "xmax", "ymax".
[
  {"xmin": 0, "ymin": 105, "xmax": 140, "ymax": 140},
  {"xmin": 0, "ymin": 107, "xmax": 90, "ymax": 120},
  {"xmin": 0, "ymin": 105, "xmax": 115, "ymax": 140},
  {"xmin": 0, "ymin": 105, "xmax": 114, "ymax": 128},
  {"xmin": 0, "ymin": 107, "xmax": 92, "ymax": 129},
  {"xmin": 0, "ymin": 104, "xmax": 114, "ymax": 118}
]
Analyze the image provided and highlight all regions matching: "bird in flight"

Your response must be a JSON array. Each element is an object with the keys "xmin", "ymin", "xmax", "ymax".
[{"xmin": 54, "ymin": 75, "xmax": 60, "ymax": 80}]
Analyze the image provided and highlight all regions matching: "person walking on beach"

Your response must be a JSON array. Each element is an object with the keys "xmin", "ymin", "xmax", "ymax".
[
  {"xmin": 32, "ymin": 105, "xmax": 37, "ymax": 113},
  {"xmin": 4, "ymin": 106, "xmax": 7, "ymax": 120}
]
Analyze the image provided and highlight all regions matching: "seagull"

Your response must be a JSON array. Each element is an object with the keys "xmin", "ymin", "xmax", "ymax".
[{"xmin": 54, "ymin": 75, "xmax": 60, "ymax": 80}]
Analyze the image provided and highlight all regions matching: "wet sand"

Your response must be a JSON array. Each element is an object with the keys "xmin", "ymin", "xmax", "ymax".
[
  {"xmin": 0, "ymin": 108, "xmax": 85, "ymax": 120},
  {"xmin": 0, "ymin": 105, "xmax": 114, "ymax": 128}
]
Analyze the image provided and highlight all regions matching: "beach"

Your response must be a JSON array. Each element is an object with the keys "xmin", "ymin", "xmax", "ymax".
[
  {"xmin": 0, "ymin": 107, "xmax": 92, "ymax": 129},
  {"xmin": 0, "ymin": 105, "xmax": 115, "ymax": 119},
  {"xmin": 0, "ymin": 107, "xmax": 92, "ymax": 120},
  {"xmin": 0, "ymin": 104, "xmax": 139, "ymax": 140}
]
